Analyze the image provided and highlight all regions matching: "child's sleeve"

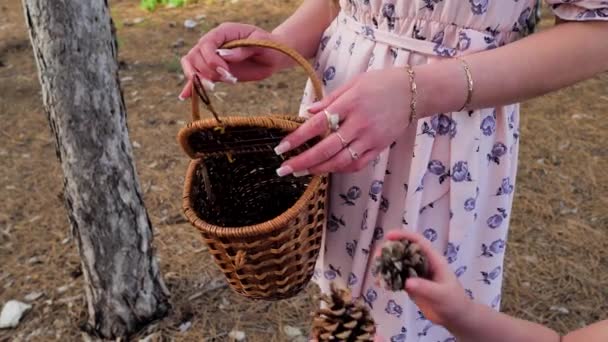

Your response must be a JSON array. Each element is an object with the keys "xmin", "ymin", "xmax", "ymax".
[{"xmin": 545, "ymin": 1, "xmax": 608, "ymax": 21}]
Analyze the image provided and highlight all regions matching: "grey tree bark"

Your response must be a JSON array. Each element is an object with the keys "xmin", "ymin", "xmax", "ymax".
[{"xmin": 22, "ymin": 1, "xmax": 170, "ymax": 339}]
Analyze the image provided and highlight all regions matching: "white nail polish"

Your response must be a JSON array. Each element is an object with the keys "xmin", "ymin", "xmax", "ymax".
[
  {"xmin": 201, "ymin": 78, "xmax": 215, "ymax": 91},
  {"xmin": 293, "ymin": 169, "xmax": 310, "ymax": 177},
  {"xmin": 274, "ymin": 141, "xmax": 291, "ymax": 155},
  {"xmin": 178, "ymin": 95, "xmax": 186, "ymax": 101},
  {"xmin": 216, "ymin": 49, "xmax": 233, "ymax": 57},
  {"xmin": 216, "ymin": 67, "xmax": 238, "ymax": 84},
  {"xmin": 276, "ymin": 166, "xmax": 294, "ymax": 177}
]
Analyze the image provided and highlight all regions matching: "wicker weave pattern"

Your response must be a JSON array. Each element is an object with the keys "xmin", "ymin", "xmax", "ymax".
[
  {"xmin": 179, "ymin": 39, "xmax": 328, "ymax": 300},
  {"xmin": 184, "ymin": 157, "xmax": 327, "ymax": 299}
]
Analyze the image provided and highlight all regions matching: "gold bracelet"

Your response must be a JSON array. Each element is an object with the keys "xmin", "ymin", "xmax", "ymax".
[
  {"xmin": 457, "ymin": 57, "xmax": 474, "ymax": 112},
  {"xmin": 405, "ymin": 66, "xmax": 417, "ymax": 124}
]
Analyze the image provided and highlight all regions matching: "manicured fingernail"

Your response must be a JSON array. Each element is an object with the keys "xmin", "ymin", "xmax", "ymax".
[
  {"xmin": 201, "ymin": 78, "xmax": 215, "ymax": 91},
  {"xmin": 306, "ymin": 101, "xmax": 322, "ymax": 113},
  {"xmin": 293, "ymin": 169, "xmax": 310, "ymax": 177},
  {"xmin": 216, "ymin": 67, "xmax": 238, "ymax": 84},
  {"xmin": 274, "ymin": 141, "xmax": 291, "ymax": 155},
  {"xmin": 276, "ymin": 165, "xmax": 294, "ymax": 177},
  {"xmin": 216, "ymin": 49, "xmax": 233, "ymax": 57},
  {"xmin": 178, "ymin": 95, "xmax": 186, "ymax": 101}
]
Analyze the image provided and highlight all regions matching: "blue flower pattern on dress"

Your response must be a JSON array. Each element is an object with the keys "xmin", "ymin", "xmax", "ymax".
[
  {"xmin": 390, "ymin": 327, "xmax": 407, "ymax": 342},
  {"xmin": 348, "ymin": 272, "xmax": 358, "ymax": 286},
  {"xmin": 328, "ymin": 214, "xmax": 345, "ymax": 232},
  {"xmin": 423, "ymin": 228, "xmax": 438, "ymax": 242},
  {"xmin": 364, "ymin": 288, "xmax": 378, "ymax": 309},
  {"xmin": 370, "ymin": 180, "xmax": 383, "ymax": 201},
  {"xmin": 480, "ymin": 266, "xmax": 502, "ymax": 285},
  {"xmin": 488, "ymin": 142, "xmax": 507, "ymax": 165},
  {"xmin": 306, "ymin": 0, "xmax": 608, "ymax": 340},
  {"xmin": 386, "ymin": 300, "xmax": 404, "ymax": 317},
  {"xmin": 487, "ymin": 208, "xmax": 508, "ymax": 229},
  {"xmin": 444, "ymin": 243, "xmax": 460, "ymax": 264}
]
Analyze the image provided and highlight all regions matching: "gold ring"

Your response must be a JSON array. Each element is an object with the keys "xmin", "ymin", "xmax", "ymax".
[
  {"xmin": 347, "ymin": 147, "xmax": 360, "ymax": 160},
  {"xmin": 336, "ymin": 132, "xmax": 348, "ymax": 148},
  {"xmin": 324, "ymin": 109, "xmax": 340, "ymax": 132}
]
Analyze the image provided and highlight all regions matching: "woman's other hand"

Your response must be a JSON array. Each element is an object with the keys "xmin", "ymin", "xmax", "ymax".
[{"xmin": 179, "ymin": 23, "xmax": 290, "ymax": 99}]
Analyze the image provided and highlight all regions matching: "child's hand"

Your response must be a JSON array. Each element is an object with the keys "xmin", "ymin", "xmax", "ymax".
[
  {"xmin": 179, "ymin": 23, "xmax": 290, "ymax": 99},
  {"xmin": 384, "ymin": 230, "xmax": 473, "ymax": 329}
]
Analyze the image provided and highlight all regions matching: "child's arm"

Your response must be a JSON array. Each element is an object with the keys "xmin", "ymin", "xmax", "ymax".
[
  {"xmin": 563, "ymin": 320, "xmax": 608, "ymax": 342},
  {"xmin": 381, "ymin": 231, "xmax": 607, "ymax": 342},
  {"xmin": 446, "ymin": 301, "xmax": 559, "ymax": 342}
]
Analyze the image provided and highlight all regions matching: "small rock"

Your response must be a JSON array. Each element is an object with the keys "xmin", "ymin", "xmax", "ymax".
[
  {"xmin": 168, "ymin": 21, "xmax": 177, "ymax": 28},
  {"xmin": 184, "ymin": 19, "xmax": 197, "ymax": 30},
  {"xmin": 195, "ymin": 14, "xmax": 206, "ymax": 21},
  {"xmin": 176, "ymin": 120, "xmax": 186, "ymax": 126},
  {"xmin": 550, "ymin": 306, "xmax": 569, "ymax": 314},
  {"xmin": 27, "ymin": 256, "xmax": 42, "ymax": 264},
  {"xmin": 133, "ymin": 141, "xmax": 141, "ymax": 149},
  {"xmin": 229, "ymin": 330, "xmax": 246, "ymax": 341},
  {"xmin": 24, "ymin": 292, "xmax": 43, "ymax": 302},
  {"xmin": 61, "ymin": 237, "xmax": 71, "ymax": 245},
  {"xmin": 0, "ymin": 149, "xmax": 7, "ymax": 156},
  {"xmin": 178, "ymin": 321, "xmax": 192, "ymax": 332},
  {"xmin": 57, "ymin": 285, "xmax": 70, "ymax": 294},
  {"xmin": 571, "ymin": 113, "xmax": 589, "ymax": 120},
  {"xmin": 276, "ymin": 82, "xmax": 288, "ymax": 89},
  {"xmin": 121, "ymin": 76, "xmax": 134, "ymax": 83},
  {"xmin": 522, "ymin": 255, "xmax": 538, "ymax": 263},
  {"xmin": 0, "ymin": 300, "xmax": 32, "ymax": 329},
  {"xmin": 22, "ymin": 153, "xmax": 30, "ymax": 159},
  {"xmin": 124, "ymin": 17, "xmax": 145, "ymax": 26},
  {"xmin": 218, "ymin": 296, "xmax": 230, "ymax": 310},
  {"xmin": 172, "ymin": 38, "xmax": 185, "ymax": 49},
  {"xmin": 283, "ymin": 325, "xmax": 302, "ymax": 337}
]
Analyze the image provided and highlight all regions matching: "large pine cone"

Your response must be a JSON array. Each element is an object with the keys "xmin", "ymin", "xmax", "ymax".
[
  {"xmin": 374, "ymin": 239, "xmax": 429, "ymax": 292},
  {"xmin": 311, "ymin": 283, "xmax": 375, "ymax": 341}
]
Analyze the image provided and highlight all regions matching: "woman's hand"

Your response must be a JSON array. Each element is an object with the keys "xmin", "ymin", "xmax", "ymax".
[
  {"xmin": 179, "ymin": 23, "xmax": 291, "ymax": 99},
  {"xmin": 382, "ymin": 230, "xmax": 473, "ymax": 329},
  {"xmin": 274, "ymin": 68, "xmax": 414, "ymax": 176}
]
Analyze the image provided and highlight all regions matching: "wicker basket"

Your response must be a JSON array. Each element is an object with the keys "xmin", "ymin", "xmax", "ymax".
[{"xmin": 178, "ymin": 39, "xmax": 328, "ymax": 300}]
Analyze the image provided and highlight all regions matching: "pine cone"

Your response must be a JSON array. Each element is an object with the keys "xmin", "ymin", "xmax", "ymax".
[
  {"xmin": 374, "ymin": 239, "xmax": 429, "ymax": 292},
  {"xmin": 311, "ymin": 283, "xmax": 375, "ymax": 341}
]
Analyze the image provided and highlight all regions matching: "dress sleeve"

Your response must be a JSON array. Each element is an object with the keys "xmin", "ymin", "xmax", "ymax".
[{"xmin": 545, "ymin": 1, "xmax": 608, "ymax": 21}]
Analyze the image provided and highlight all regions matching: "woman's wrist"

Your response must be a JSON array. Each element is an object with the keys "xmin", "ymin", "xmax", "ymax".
[{"xmin": 413, "ymin": 59, "xmax": 472, "ymax": 118}]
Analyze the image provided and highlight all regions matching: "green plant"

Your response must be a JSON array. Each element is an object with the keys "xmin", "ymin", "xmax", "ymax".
[{"xmin": 140, "ymin": 0, "xmax": 187, "ymax": 11}]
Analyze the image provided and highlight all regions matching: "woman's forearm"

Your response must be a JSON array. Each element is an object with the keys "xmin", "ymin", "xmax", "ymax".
[
  {"xmin": 272, "ymin": 0, "xmax": 337, "ymax": 67},
  {"xmin": 449, "ymin": 303, "xmax": 559, "ymax": 342},
  {"xmin": 416, "ymin": 20, "xmax": 608, "ymax": 117}
]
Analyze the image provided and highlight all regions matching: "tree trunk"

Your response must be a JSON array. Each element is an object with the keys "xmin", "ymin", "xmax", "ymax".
[{"xmin": 22, "ymin": 1, "xmax": 170, "ymax": 339}]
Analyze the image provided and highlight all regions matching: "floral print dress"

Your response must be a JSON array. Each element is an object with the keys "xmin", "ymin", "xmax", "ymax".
[{"xmin": 299, "ymin": 1, "xmax": 608, "ymax": 340}]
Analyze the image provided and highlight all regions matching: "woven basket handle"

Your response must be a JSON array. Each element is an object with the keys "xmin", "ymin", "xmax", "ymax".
[{"xmin": 191, "ymin": 38, "xmax": 325, "ymax": 122}]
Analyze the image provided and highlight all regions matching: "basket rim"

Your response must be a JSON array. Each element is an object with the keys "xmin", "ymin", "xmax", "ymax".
[
  {"xmin": 177, "ymin": 115, "xmax": 305, "ymax": 160},
  {"xmin": 182, "ymin": 156, "xmax": 327, "ymax": 239}
]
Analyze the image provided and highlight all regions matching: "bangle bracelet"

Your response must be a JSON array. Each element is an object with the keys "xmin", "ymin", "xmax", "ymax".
[
  {"xmin": 457, "ymin": 57, "xmax": 473, "ymax": 112},
  {"xmin": 405, "ymin": 66, "xmax": 417, "ymax": 124}
]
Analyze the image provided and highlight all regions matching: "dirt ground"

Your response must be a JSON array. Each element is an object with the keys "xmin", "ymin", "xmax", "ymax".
[{"xmin": 0, "ymin": 1, "xmax": 606, "ymax": 341}]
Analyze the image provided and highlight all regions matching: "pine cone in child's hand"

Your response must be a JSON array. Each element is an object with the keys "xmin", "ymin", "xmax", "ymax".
[
  {"xmin": 311, "ymin": 283, "xmax": 375, "ymax": 341},
  {"xmin": 374, "ymin": 239, "xmax": 430, "ymax": 292}
]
